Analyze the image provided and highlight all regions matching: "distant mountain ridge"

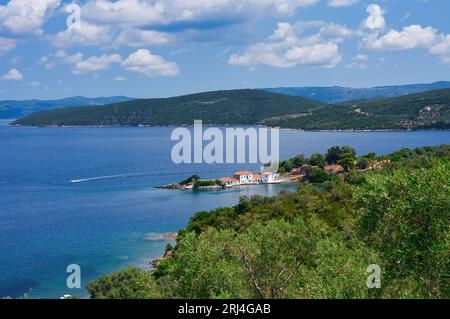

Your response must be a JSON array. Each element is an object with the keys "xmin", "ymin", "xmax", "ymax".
[
  {"xmin": 3, "ymin": 81, "xmax": 450, "ymax": 119},
  {"xmin": 262, "ymin": 81, "xmax": 450, "ymax": 103},
  {"xmin": 13, "ymin": 88, "xmax": 450, "ymax": 130},
  {"xmin": 13, "ymin": 90, "xmax": 324, "ymax": 126},
  {"xmin": 0, "ymin": 96, "xmax": 134, "ymax": 119}
]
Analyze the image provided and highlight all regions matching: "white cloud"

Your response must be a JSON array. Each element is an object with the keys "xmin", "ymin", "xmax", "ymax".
[
  {"xmin": 114, "ymin": 29, "xmax": 174, "ymax": 47},
  {"xmin": 366, "ymin": 25, "xmax": 438, "ymax": 51},
  {"xmin": 294, "ymin": 20, "xmax": 354, "ymax": 40},
  {"xmin": 81, "ymin": 0, "xmax": 320, "ymax": 28},
  {"xmin": 360, "ymin": 4, "xmax": 450, "ymax": 63},
  {"xmin": 269, "ymin": 0, "xmax": 320, "ymax": 14},
  {"xmin": 0, "ymin": 37, "xmax": 17, "ymax": 53},
  {"xmin": 54, "ymin": 50, "xmax": 83, "ymax": 64},
  {"xmin": 39, "ymin": 56, "xmax": 49, "ymax": 64},
  {"xmin": 358, "ymin": 3, "xmax": 450, "ymax": 64},
  {"xmin": 40, "ymin": 48, "xmax": 179, "ymax": 77},
  {"xmin": 328, "ymin": 0, "xmax": 358, "ymax": 7},
  {"xmin": 29, "ymin": 81, "xmax": 41, "ymax": 86},
  {"xmin": 73, "ymin": 54, "xmax": 122, "ymax": 74},
  {"xmin": 1, "ymin": 68, "xmax": 23, "ymax": 80},
  {"xmin": 40, "ymin": 50, "xmax": 83, "ymax": 69},
  {"xmin": 353, "ymin": 54, "xmax": 368, "ymax": 61},
  {"xmin": 346, "ymin": 54, "xmax": 368, "ymax": 69},
  {"xmin": 0, "ymin": 0, "xmax": 60, "ymax": 35},
  {"xmin": 284, "ymin": 43, "xmax": 341, "ymax": 67},
  {"xmin": 316, "ymin": 23, "xmax": 354, "ymax": 40},
  {"xmin": 46, "ymin": 0, "xmax": 324, "ymax": 50},
  {"xmin": 360, "ymin": 5, "xmax": 450, "ymax": 64},
  {"xmin": 228, "ymin": 21, "xmax": 345, "ymax": 68},
  {"xmin": 429, "ymin": 34, "xmax": 450, "ymax": 63},
  {"xmin": 345, "ymin": 62, "xmax": 367, "ymax": 69},
  {"xmin": 44, "ymin": 0, "xmax": 342, "ymax": 50},
  {"xmin": 81, "ymin": 0, "xmax": 166, "ymax": 26},
  {"xmin": 401, "ymin": 12, "xmax": 411, "ymax": 22},
  {"xmin": 122, "ymin": 49, "xmax": 179, "ymax": 76},
  {"xmin": 364, "ymin": 4, "xmax": 385, "ymax": 30},
  {"xmin": 52, "ymin": 21, "xmax": 112, "ymax": 47}
]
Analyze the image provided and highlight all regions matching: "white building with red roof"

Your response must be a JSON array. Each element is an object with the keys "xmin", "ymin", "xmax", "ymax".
[
  {"xmin": 219, "ymin": 177, "xmax": 240, "ymax": 187},
  {"xmin": 262, "ymin": 171, "xmax": 279, "ymax": 183},
  {"xmin": 231, "ymin": 170, "xmax": 280, "ymax": 184},
  {"xmin": 233, "ymin": 171, "xmax": 254, "ymax": 184}
]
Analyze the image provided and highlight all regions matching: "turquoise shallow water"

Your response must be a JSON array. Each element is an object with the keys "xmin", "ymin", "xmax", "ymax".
[{"xmin": 0, "ymin": 121, "xmax": 449, "ymax": 298}]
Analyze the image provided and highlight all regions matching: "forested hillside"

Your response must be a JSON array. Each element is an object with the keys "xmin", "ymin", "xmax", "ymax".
[
  {"xmin": 86, "ymin": 144, "xmax": 450, "ymax": 299},
  {"xmin": 13, "ymin": 89, "xmax": 450, "ymax": 130},
  {"xmin": 263, "ymin": 88, "xmax": 450, "ymax": 130},
  {"xmin": 13, "ymin": 90, "xmax": 323, "ymax": 127}
]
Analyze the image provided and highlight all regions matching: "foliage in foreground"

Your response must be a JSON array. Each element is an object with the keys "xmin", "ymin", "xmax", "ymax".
[
  {"xmin": 355, "ymin": 164, "xmax": 450, "ymax": 298},
  {"xmin": 87, "ymin": 146, "xmax": 450, "ymax": 299},
  {"xmin": 86, "ymin": 268, "xmax": 161, "ymax": 299}
]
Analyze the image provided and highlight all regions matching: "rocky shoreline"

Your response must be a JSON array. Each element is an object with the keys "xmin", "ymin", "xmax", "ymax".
[
  {"xmin": 149, "ymin": 232, "xmax": 178, "ymax": 270},
  {"xmin": 157, "ymin": 182, "xmax": 224, "ymax": 190}
]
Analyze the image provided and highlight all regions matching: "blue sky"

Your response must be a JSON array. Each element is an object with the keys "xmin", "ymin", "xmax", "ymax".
[{"xmin": 0, "ymin": 0, "xmax": 449, "ymax": 100}]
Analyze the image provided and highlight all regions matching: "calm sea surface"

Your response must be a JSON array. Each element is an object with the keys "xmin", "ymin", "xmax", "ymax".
[{"xmin": 1, "ymin": 119, "xmax": 449, "ymax": 298}]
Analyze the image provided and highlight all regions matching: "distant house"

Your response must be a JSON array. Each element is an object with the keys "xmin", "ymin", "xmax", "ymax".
[
  {"xmin": 231, "ymin": 170, "xmax": 280, "ymax": 184},
  {"xmin": 233, "ymin": 171, "xmax": 254, "ymax": 184},
  {"xmin": 219, "ymin": 177, "xmax": 240, "ymax": 187},
  {"xmin": 262, "ymin": 171, "xmax": 279, "ymax": 183},
  {"xmin": 253, "ymin": 174, "xmax": 263, "ymax": 183},
  {"xmin": 291, "ymin": 168, "xmax": 302, "ymax": 175}
]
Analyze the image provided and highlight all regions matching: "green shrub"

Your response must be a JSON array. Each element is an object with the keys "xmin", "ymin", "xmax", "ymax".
[
  {"xmin": 86, "ymin": 267, "xmax": 161, "ymax": 299},
  {"xmin": 354, "ymin": 163, "xmax": 450, "ymax": 298}
]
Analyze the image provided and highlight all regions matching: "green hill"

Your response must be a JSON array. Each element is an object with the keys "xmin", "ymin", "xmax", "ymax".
[
  {"xmin": 12, "ymin": 90, "xmax": 324, "ymax": 127},
  {"xmin": 263, "ymin": 88, "xmax": 450, "ymax": 130},
  {"xmin": 13, "ymin": 88, "xmax": 450, "ymax": 130}
]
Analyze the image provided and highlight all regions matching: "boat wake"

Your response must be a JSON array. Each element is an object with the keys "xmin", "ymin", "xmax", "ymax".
[
  {"xmin": 69, "ymin": 168, "xmax": 238, "ymax": 184},
  {"xmin": 69, "ymin": 172, "xmax": 148, "ymax": 183}
]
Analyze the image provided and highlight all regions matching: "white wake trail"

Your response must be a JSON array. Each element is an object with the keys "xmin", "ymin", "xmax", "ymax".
[{"xmin": 69, "ymin": 172, "xmax": 148, "ymax": 183}]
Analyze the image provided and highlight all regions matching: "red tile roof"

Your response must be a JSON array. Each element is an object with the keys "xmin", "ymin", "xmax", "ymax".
[
  {"xmin": 234, "ymin": 171, "xmax": 252, "ymax": 175},
  {"xmin": 219, "ymin": 177, "xmax": 239, "ymax": 182}
]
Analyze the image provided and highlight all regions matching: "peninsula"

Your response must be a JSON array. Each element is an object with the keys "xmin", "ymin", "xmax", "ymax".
[{"xmin": 13, "ymin": 88, "xmax": 450, "ymax": 131}]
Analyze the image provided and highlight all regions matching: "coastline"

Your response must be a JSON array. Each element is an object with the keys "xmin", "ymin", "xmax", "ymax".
[
  {"xmin": 148, "ymin": 232, "xmax": 178, "ymax": 270},
  {"xmin": 2, "ymin": 124, "xmax": 449, "ymax": 298},
  {"xmin": 9, "ymin": 122, "xmax": 450, "ymax": 132},
  {"xmin": 158, "ymin": 178, "xmax": 302, "ymax": 191}
]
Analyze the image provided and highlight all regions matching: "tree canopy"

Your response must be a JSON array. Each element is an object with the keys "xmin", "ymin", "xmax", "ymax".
[{"xmin": 86, "ymin": 144, "xmax": 450, "ymax": 299}]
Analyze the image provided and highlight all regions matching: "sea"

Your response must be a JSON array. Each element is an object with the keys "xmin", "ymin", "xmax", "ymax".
[{"xmin": 0, "ymin": 119, "xmax": 449, "ymax": 298}]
